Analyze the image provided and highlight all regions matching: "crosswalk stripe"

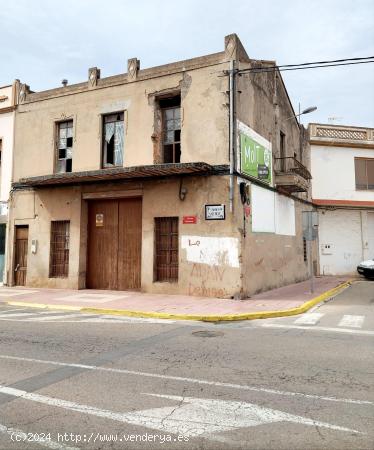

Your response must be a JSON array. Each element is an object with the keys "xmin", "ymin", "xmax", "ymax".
[
  {"xmin": 338, "ymin": 315, "xmax": 365, "ymax": 329},
  {"xmin": 294, "ymin": 313, "xmax": 324, "ymax": 325}
]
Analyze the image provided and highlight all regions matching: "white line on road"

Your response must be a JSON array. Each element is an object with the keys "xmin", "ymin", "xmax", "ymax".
[
  {"xmin": 338, "ymin": 315, "xmax": 365, "ymax": 329},
  {"xmin": 0, "ymin": 308, "xmax": 29, "ymax": 313},
  {"xmin": 0, "ymin": 423, "xmax": 79, "ymax": 450},
  {"xmin": 294, "ymin": 313, "xmax": 324, "ymax": 325},
  {"xmin": 26, "ymin": 314, "xmax": 86, "ymax": 321},
  {"xmin": 0, "ymin": 354, "xmax": 371, "ymax": 406},
  {"xmin": 0, "ymin": 386, "xmax": 362, "ymax": 437},
  {"xmin": 80, "ymin": 316, "xmax": 176, "ymax": 324},
  {"xmin": 0, "ymin": 312, "xmax": 40, "ymax": 318},
  {"xmin": 261, "ymin": 323, "xmax": 374, "ymax": 336}
]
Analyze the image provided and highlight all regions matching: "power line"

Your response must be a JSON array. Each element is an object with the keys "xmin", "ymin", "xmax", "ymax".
[
  {"xmin": 264, "ymin": 56, "xmax": 374, "ymax": 69},
  {"xmin": 237, "ymin": 56, "xmax": 374, "ymax": 74}
]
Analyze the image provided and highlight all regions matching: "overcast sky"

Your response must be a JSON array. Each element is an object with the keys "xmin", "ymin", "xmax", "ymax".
[{"xmin": 1, "ymin": 0, "xmax": 373, "ymax": 126}]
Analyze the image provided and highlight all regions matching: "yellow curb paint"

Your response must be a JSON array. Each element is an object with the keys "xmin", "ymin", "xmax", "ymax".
[{"xmin": 5, "ymin": 280, "xmax": 352, "ymax": 322}]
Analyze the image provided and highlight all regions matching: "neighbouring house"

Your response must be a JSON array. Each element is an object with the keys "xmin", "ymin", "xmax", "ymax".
[
  {"xmin": 0, "ymin": 81, "xmax": 19, "ymax": 284},
  {"xmin": 7, "ymin": 34, "xmax": 315, "ymax": 297},
  {"xmin": 309, "ymin": 123, "xmax": 374, "ymax": 276}
]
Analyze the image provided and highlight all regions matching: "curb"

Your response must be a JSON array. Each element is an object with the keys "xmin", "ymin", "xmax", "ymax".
[{"xmin": 6, "ymin": 280, "xmax": 353, "ymax": 322}]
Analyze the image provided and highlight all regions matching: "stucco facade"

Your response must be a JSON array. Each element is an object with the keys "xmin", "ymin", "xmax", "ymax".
[
  {"xmin": 8, "ymin": 34, "xmax": 314, "ymax": 297},
  {"xmin": 309, "ymin": 123, "xmax": 374, "ymax": 275}
]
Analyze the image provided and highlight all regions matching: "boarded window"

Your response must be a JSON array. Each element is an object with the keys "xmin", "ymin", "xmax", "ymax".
[
  {"xmin": 154, "ymin": 217, "xmax": 178, "ymax": 282},
  {"xmin": 160, "ymin": 96, "xmax": 181, "ymax": 163},
  {"xmin": 49, "ymin": 221, "xmax": 70, "ymax": 278},
  {"xmin": 355, "ymin": 158, "xmax": 374, "ymax": 190},
  {"xmin": 102, "ymin": 112, "xmax": 124, "ymax": 167},
  {"xmin": 56, "ymin": 121, "xmax": 73, "ymax": 173}
]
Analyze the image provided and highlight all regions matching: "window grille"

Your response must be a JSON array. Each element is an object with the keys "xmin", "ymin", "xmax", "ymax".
[
  {"xmin": 49, "ymin": 220, "xmax": 70, "ymax": 278},
  {"xmin": 303, "ymin": 237, "xmax": 307, "ymax": 262},
  {"xmin": 154, "ymin": 217, "xmax": 178, "ymax": 282}
]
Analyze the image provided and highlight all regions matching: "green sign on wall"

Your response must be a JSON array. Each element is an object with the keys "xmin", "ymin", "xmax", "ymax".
[{"xmin": 240, "ymin": 129, "xmax": 272, "ymax": 185}]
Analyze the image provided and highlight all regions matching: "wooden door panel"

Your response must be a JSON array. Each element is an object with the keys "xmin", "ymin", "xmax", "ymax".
[
  {"xmin": 118, "ymin": 198, "xmax": 142, "ymax": 290},
  {"xmin": 87, "ymin": 200, "xmax": 118, "ymax": 289},
  {"xmin": 14, "ymin": 226, "xmax": 28, "ymax": 286}
]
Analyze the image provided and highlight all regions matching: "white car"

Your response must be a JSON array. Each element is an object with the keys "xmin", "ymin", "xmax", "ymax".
[{"xmin": 357, "ymin": 259, "xmax": 374, "ymax": 279}]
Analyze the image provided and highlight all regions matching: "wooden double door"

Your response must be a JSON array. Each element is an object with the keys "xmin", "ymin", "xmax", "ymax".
[{"xmin": 87, "ymin": 198, "xmax": 142, "ymax": 290}]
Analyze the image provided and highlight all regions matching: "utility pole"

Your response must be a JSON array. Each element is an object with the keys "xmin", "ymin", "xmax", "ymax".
[{"xmin": 229, "ymin": 59, "xmax": 236, "ymax": 213}]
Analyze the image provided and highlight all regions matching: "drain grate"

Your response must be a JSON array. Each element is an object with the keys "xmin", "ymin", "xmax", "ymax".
[{"xmin": 192, "ymin": 330, "xmax": 224, "ymax": 338}]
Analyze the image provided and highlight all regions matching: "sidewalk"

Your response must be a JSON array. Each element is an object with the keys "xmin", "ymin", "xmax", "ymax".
[{"xmin": 0, "ymin": 276, "xmax": 352, "ymax": 321}]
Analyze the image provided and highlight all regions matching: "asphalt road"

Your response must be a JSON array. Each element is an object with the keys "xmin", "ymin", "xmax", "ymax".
[{"xmin": 0, "ymin": 280, "xmax": 373, "ymax": 450}]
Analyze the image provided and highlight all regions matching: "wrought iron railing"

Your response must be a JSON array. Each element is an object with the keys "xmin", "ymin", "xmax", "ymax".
[{"xmin": 274, "ymin": 157, "xmax": 312, "ymax": 180}]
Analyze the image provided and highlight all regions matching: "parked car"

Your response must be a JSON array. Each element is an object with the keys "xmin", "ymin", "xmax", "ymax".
[{"xmin": 357, "ymin": 259, "xmax": 374, "ymax": 279}]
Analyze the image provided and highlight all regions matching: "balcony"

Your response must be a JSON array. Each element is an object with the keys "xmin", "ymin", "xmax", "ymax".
[{"xmin": 274, "ymin": 157, "xmax": 311, "ymax": 193}]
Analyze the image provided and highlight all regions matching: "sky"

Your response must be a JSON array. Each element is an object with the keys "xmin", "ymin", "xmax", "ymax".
[{"xmin": 1, "ymin": 0, "xmax": 373, "ymax": 127}]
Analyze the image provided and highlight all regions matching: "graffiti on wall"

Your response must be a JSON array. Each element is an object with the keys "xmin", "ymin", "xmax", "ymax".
[
  {"xmin": 181, "ymin": 236, "xmax": 239, "ymax": 268},
  {"xmin": 188, "ymin": 262, "xmax": 228, "ymax": 297}
]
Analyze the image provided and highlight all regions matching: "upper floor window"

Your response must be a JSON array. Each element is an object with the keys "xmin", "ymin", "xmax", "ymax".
[
  {"xmin": 160, "ymin": 96, "xmax": 181, "ymax": 163},
  {"xmin": 56, "ymin": 120, "xmax": 73, "ymax": 173},
  {"xmin": 102, "ymin": 112, "xmax": 124, "ymax": 167},
  {"xmin": 355, "ymin": 157, "xmax": 374, "ymax": 190}
]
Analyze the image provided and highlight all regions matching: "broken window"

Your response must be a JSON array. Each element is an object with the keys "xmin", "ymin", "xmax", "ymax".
[
  {"xmin": 49, "ymin": 220, "xmax": 70, "ymax": 278},
  {"xmin": 355, "ymin": 158, "xmax": 374, "ymax": 190},
  {"xmin": 160, "ymin": 96, "xmax": 181, "ymax": 163},
  {"xmin": 56, "ymin": 121, "xmax": 73, "ymax": 173},
  {"xmin": 154, "ymin": 217, "xmax": 179, "ymax": 282},
  {"xmin": 102, "ymin": 112, "xmax": 124, "ymax": 167}
]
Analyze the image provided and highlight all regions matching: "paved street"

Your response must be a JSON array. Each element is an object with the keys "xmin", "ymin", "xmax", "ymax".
[{"xmin": 0, "ymin": 281, "xmax": 373, "ymax": 449}]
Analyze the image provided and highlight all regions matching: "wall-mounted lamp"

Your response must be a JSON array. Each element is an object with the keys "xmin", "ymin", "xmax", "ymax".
[{"xmin": 179, "ymin": 178, "xmax": 187, "ymax": 201}]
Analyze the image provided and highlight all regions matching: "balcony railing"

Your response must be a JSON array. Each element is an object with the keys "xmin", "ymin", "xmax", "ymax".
[{"xmin": 274, "ymin": 157, "xmax": 311, "ymax": 180}]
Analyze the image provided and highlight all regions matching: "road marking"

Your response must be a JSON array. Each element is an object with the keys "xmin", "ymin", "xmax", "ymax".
[
  {"xmin": 0, "ymin": 308, "xmax": 29, "ymax": 313},
  {"xmin": 261, "ymin": 323, "xmax": 374, "ymax": 336},
  {"xmin": 0, "ymin": 312, "xmax": 40, "ymax": 318},
  {"xmin": 0, "ymin": 354, "xmax": 371, "ymax": 406},
  {"xmin": 0, "ymin": 312, "xmax": 176, "ymax": 324},
  {"xmin": 0, "ymin": 386, "xmax": 362, "ymax": 438},
  {"xmin": 80, "ymin": 316, "xmax": 176, "ymax": 324},
  {"xmin": 142, "ymin": 394, "xmax": 362, "ymax": 436},
  {"xmin": 294, "ymin": 313, "xmax": 324, "ymax": 325},
  {"xmin": 0, "ymin": 422, "xmax": 78, "ymax": 450},
  {"xmin": 26, "ymin": 313, "xmax": 85, "ymax": 321},
  {"xmin": 338, "ymin": 315, "xmax": 365, "ymax": 328}
]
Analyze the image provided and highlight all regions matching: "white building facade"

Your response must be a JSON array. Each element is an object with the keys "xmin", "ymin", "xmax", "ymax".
[
  {"xmin": 309, "ymin": 123, "xmax": 374, "ymax": 276},
  {"xmin": 0, "ymin": 81, "xmax": 18, "ymax": 283}
]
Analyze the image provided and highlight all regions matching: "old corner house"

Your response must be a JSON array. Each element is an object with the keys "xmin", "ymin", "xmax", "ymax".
[{"xmin": 7, "ymin": 34, "xmax": 315, "ymax": 298}]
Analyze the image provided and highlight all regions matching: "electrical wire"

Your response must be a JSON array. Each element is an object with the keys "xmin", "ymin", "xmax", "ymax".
[{"xmin": 236, "ymin": 56, "xmax": 374, "ymax": 74}]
